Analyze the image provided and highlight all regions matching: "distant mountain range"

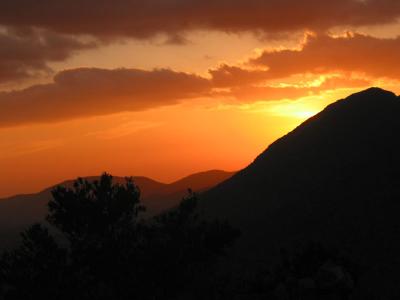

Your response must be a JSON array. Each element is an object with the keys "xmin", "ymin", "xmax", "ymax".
[
  {"xmin": 0, "ymin": 170, "xmax": 234, "ymax": 248},
  {"xmin": 202, "ymin": 88, "xmax": 400, "ymax": 298}
]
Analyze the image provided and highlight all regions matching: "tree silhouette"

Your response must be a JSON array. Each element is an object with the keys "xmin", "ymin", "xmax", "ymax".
[
  {"xmin": 0, "ymin": 173, "xmax": 239, "ymax": 300},
  {"xmin": 47, "ymin": 174, "xmax": 144, "ymax": 241},
  {"xmin": 0, "ymin": 224, "xmax": 67, "ymax": 300}
]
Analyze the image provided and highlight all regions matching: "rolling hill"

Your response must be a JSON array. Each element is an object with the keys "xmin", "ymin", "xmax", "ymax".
[{"xmin": 0, "ymin": 170, "xmax": 234, "ymax": 248}]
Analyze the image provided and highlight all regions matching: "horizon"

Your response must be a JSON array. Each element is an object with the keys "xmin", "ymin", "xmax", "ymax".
[
  {"xmin": 1, "ymin": 168, "xmax": 237, "ymax": 198},
  {"xmin": 1, "ymin": 1, "xmax": 400, "ymax": 198}
]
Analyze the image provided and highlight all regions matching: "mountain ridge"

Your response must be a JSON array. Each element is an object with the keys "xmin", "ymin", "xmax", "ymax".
[{"xmin": 201, "ymin": 87, "xmax": 400, "ymax": 298}]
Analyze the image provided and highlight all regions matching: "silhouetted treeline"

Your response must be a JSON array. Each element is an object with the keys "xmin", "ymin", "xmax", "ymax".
[
  {"xmin": 0, "ymin": 174, "xmax": 239, "ymax": 300},
  {"xmin": 0, "ymin": 173, "xmax": 362, "ymax": 300}
]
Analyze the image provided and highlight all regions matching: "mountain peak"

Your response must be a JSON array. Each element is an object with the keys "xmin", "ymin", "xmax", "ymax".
[
  {"xmin": 350, "ymin": 87, "xmax": 396, "ymax": 97},
  {"xmin": 202, "ymin": 88, "xmax": 400, "ymax": 296},
  {"xmin": 323, "ymin": 87, "xmax": 398, "ymax": 114},
  {"xmin": 341, "ymin": 87, "xmax": 397, "ymax": 107}
]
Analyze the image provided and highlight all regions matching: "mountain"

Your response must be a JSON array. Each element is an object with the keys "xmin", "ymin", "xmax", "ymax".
[
  {"xmin": 202, "ymin": 88, "xmax": 400, "ymax": 298},
  {"xmin": 0, "ymin": 170, "xmax": 234, "ymax": 248}
]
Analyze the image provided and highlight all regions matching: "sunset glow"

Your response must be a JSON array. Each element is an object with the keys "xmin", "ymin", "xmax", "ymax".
[{"xmin": 1, "ymin": 1, "xmax": 400, "ymax": 197}]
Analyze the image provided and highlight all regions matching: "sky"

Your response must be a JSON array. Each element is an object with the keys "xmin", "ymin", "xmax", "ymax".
[{"xmin": 1, "ymin": 0, "xmax": 400, "ymax": 197}]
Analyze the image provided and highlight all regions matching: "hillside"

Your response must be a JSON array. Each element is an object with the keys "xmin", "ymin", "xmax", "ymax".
[{"xmin": 202, "ymin": 88, "xmax": 400, "ymax": 298}]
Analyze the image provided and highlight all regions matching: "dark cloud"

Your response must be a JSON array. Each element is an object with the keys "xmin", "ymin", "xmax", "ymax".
[
  {"xmin": 209, "ymin": 34, "xmax": 382, "ymax": 91},
  {"xmin": 251, "ymin": 33, "xmax": 400, "ymax": 79},
  {"xmin": 0, "ymin": 68, "xmax": 211, "ymax": 127},
  {"xmin": 0, "ymin": 63, "xmax": 373, "ymax": 128},
  {"xmin": 4, "ymin": 32, "xmax": 396, "ymax": 128},
  {"xmin": 0, "ymin": 1, "xmax": 399, "ymax": 85},
  {"xmin": 0, "ymin": 0, "xmax": 399, "ymax": 39},
  {"xmin": 209, "ymin": 32, "xmax": 400, "ymax": 90},
  {"xmin": 0, "ymin": 27, "xmax": 95, "ymax": 84}
]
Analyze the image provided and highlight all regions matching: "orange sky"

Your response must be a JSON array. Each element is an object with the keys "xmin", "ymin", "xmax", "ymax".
[{"xmin": 1, "ymin": 1, "xmax": 400, "ymax": 197}]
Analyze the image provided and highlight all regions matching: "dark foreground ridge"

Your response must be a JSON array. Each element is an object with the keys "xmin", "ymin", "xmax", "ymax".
[{"xmin": 202, "ymin": 87, "xmax": 400, "ymax": 298}]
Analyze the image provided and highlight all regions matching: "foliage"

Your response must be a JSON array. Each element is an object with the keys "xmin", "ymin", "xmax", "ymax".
[{"xmin": 0, "ymin": 173, "xmax": 239, "ymax": 300}]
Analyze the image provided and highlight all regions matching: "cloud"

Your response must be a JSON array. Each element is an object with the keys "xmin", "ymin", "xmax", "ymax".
[
  {"xmin": 0, "ymin": 68, "xmax": 211, "ymax": 127},
  {"xmin": 0, "ymin": 0, "xmax": 399, "ymax": 39},
  {"xmin": 209, "ymin": 64, "xmax": 270, "ymax": 88},
  {"xmin": 0, "ymin": 60, "xmax": 374, "ymax": 128},
  {"xmin": 0, "ymin": 1, "xmax": 398, "ymax": 90},
  {"xmin": 1, "ymin": 30, "xmax": 385, "ymax": 129},
  {"xmin": 251, "ymin": 33, "xmax": 400, "ymax": 80},
  {"xmin": 317, "ymin": 76, "xmax": 371, "ymax": 90},
  {"xmin": 0, "ymin": 27, "xmax": 95, "ymax": 84},
  {"xmin": 209, "ymin": 33, "xmax": 397, "ymax": 90}
]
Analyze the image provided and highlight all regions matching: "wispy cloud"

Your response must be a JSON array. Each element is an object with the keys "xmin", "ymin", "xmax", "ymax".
[{"xmin": 0, "ymin": 138, "xmax": 64, "ymax": 159}]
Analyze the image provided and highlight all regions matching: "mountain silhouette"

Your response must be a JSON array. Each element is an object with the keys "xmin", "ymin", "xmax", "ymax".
[
  {"xmin": 0, "ymin": 170, "xmax": 234, "ymax": 248},
  {"xmin": 202, "ymin": 88, "xmax": 400, "ymax": 298}
]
